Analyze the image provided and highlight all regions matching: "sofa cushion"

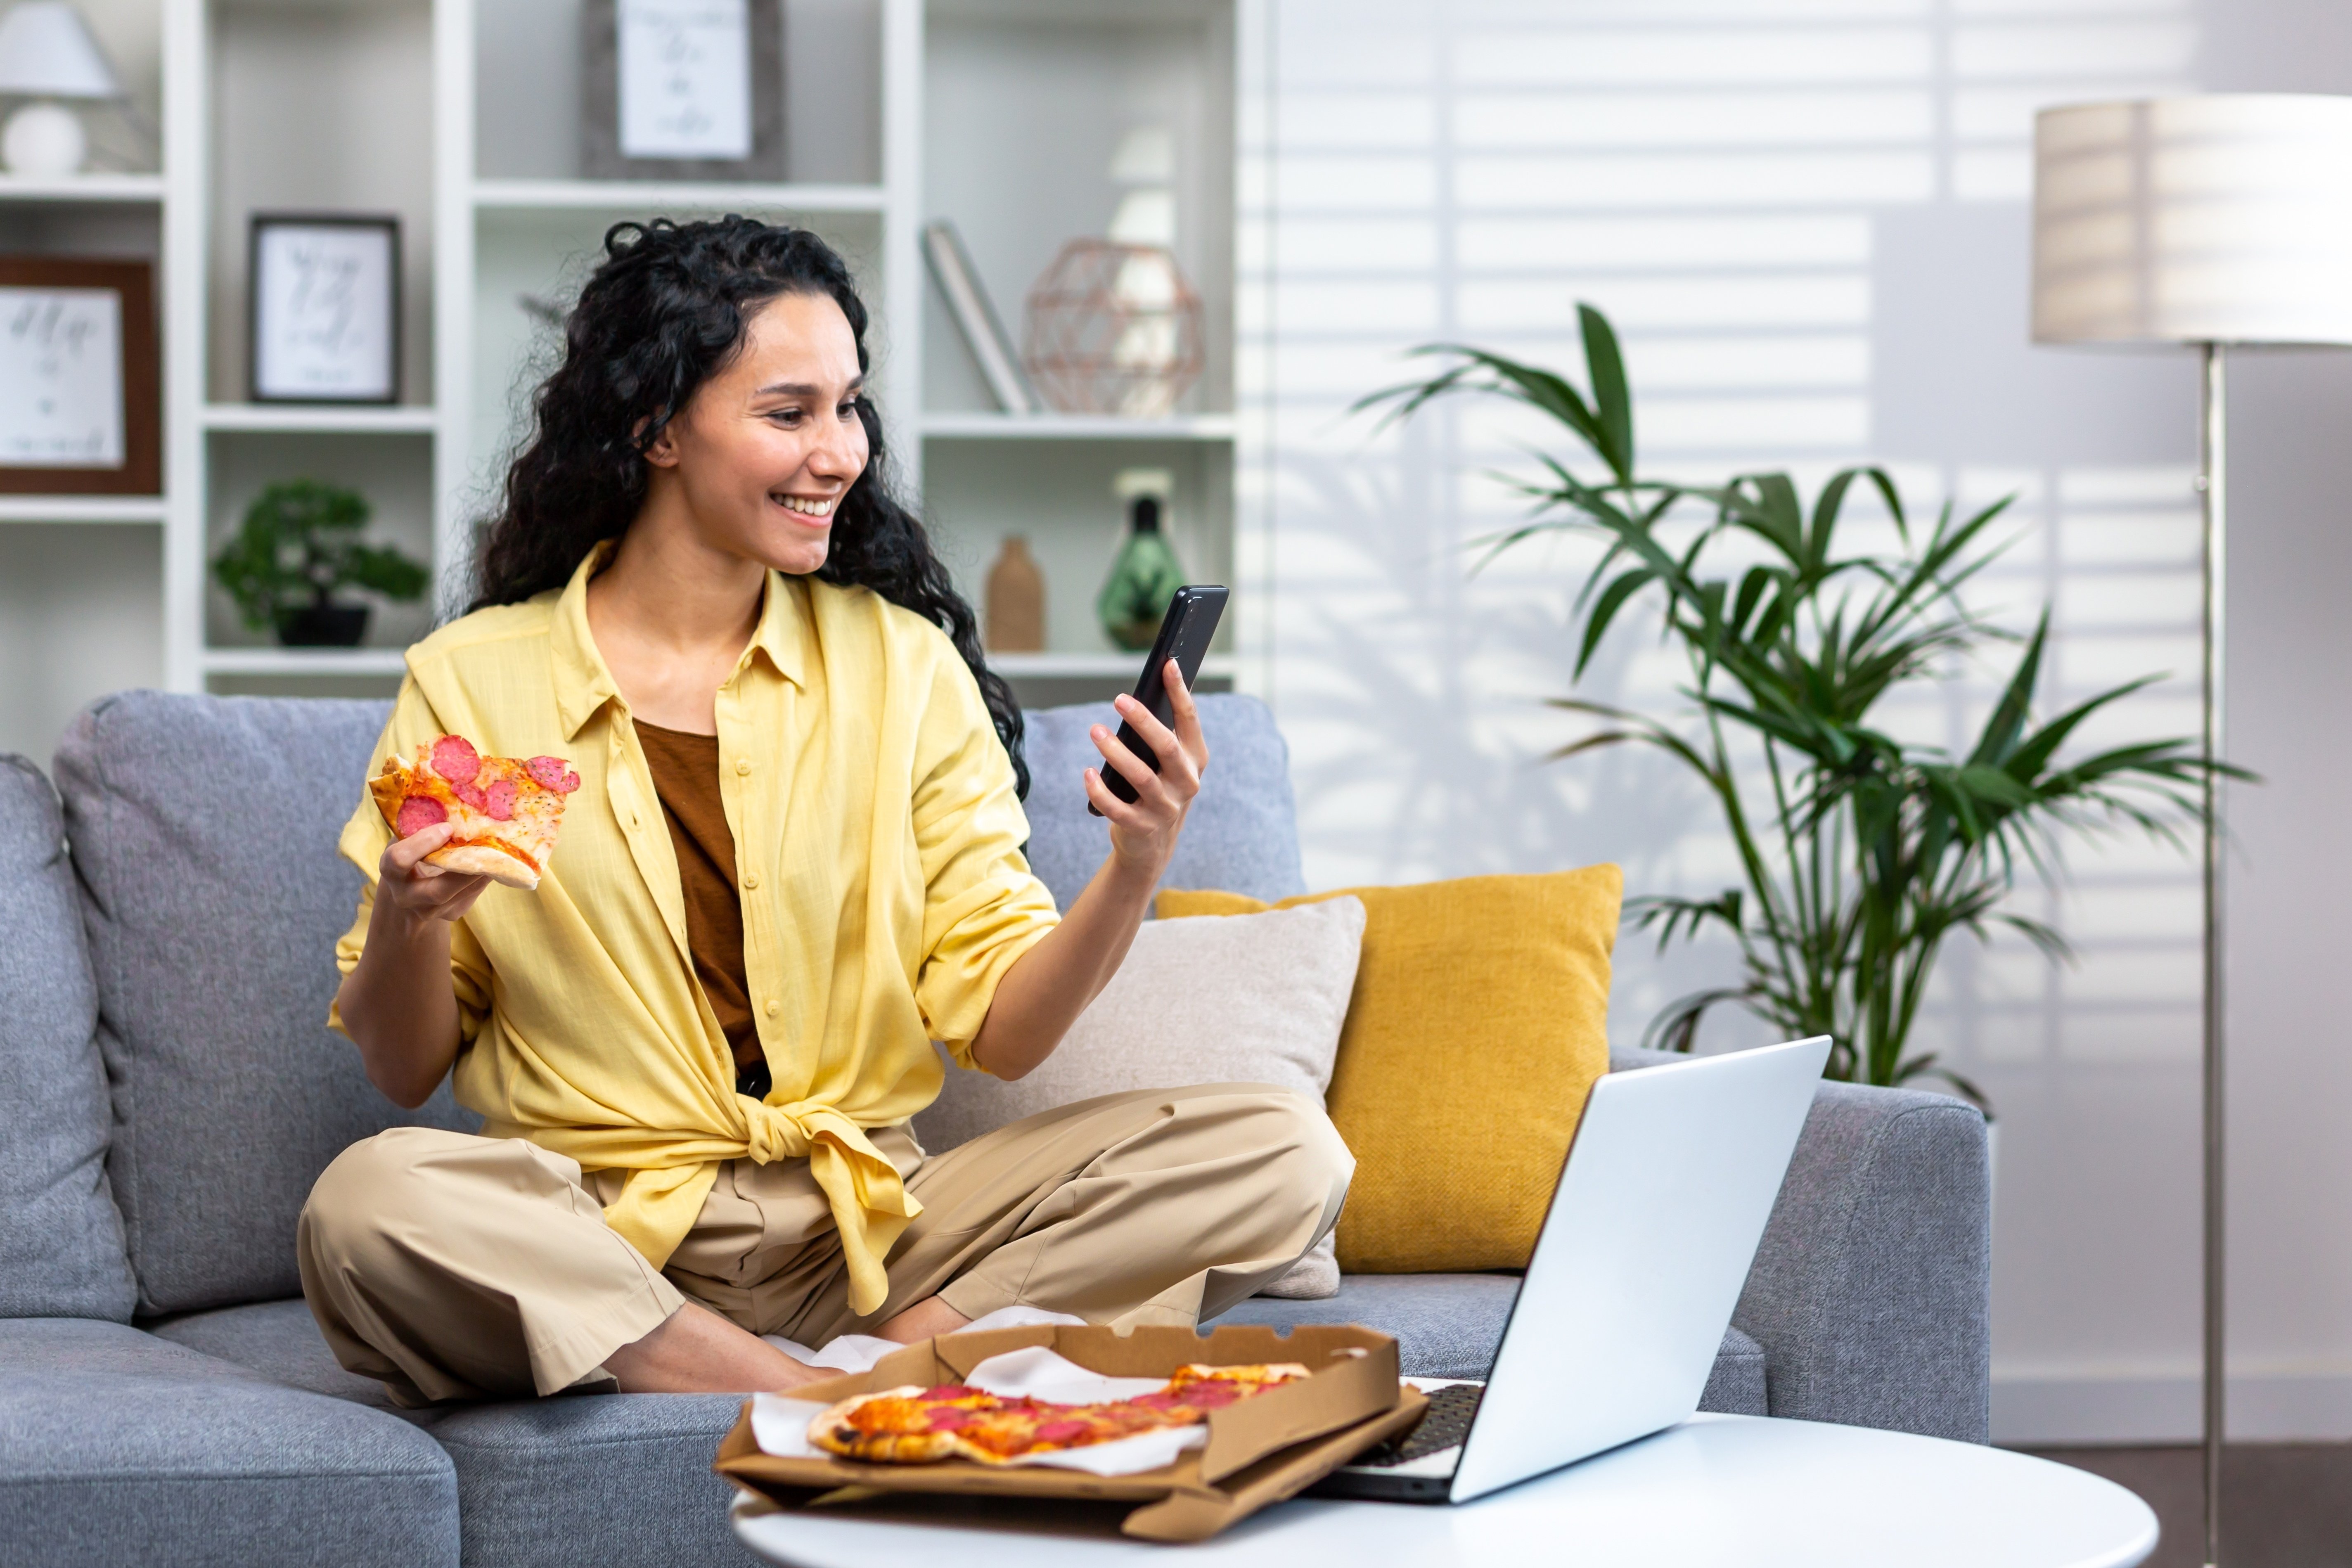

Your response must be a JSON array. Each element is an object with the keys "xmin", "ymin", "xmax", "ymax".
[
  {"xmin": 1161, "ymin": 865, "xmax": 1622, "ymax": 1274},
  {"xmin": 915, "ymin": 896, "xmax": 1364, "ymax": 1298},
  {"xmin": 1206, "ymin": 1272, "xmax": 1768, "ymax": 1415},
  {"xmin": 408, "ymin": 1397, "xmax": 761, "ymax": 1568},
  {"xmin": 149, "ymin": 1295, "xmax": 400, "ymax": 1410},
  {"xmin": 1017, "ymin": 694, "xmax": 1307, "ymax": 912},
  {"xmin": 0, "ymin": 757, "xmax": 135, "ymax": 1322},
  {"xmin": 53, "ymin": 693, "xmax": 477, "ymax": 1317},
  {"xmin": 0, "ymin": 1317, "xmax": 458, "ymax": 1568},
  {"xmin": 149, "ymin": 1296, "xmax": 758, "ymax": 1566}
]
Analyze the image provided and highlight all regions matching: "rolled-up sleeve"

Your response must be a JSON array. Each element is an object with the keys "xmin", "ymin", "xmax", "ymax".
[
  {"xmin": 910, "ymin": 655, "xmax": 1061, "ymax": 1066},
  {"xmin": 327, "ymin": 676, "xmax": 495, "ymax": 1045}
]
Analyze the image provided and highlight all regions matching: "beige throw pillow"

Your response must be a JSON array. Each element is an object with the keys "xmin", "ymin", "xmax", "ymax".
[{"xmin": 913, "ymin": 897, "xmax": 1366, "ymax": 1299}]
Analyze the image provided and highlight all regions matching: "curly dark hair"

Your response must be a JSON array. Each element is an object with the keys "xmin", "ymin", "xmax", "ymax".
[{"xmin": 472, "ymin": 216, "xmax": 1026, "ymax": 795}]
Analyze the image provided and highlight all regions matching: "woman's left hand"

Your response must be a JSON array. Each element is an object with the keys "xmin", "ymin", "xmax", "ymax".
[{"xmin": 1086, "ymin": 662, "xmax": 1208, "ymax": 878}]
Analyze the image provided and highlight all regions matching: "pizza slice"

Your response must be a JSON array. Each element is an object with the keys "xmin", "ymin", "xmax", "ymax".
[
  {"xmin": 808, "ymin": 1362, "xmax": 1312, "ymax": 1466},
  {"xmin": 369, "ymin": 734, "xmax": 580, "ymax": 891}
]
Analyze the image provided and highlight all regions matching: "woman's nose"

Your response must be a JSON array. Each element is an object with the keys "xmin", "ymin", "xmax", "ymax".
[{"xmin": 808, "ymin": 410, "xmax": 867, "ymax": 484}]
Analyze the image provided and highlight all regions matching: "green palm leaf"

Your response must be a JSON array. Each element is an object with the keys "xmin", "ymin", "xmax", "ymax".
[{"xmin": 1361, "ymin": 304, "xmax": 2244, "ymax": 1105}]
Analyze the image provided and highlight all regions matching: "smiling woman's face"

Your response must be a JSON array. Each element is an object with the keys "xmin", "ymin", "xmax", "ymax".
[{"xmin": 643, "ymin": 289, "xmax": 870, "ymax": 576}]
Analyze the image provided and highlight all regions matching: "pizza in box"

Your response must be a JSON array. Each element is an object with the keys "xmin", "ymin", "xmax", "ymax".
[
  {"xmin": 369, "ymin": 734, "xmax": 580, "ymax": 891},
  {"xmin": 809, "ymin": 1362, "xmax": 1311, "ymax": 1466}
]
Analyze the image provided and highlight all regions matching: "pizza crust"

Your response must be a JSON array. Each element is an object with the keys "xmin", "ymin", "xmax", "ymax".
[
  {"xmin": 425, "ymin": 841, "xmax": 540, "ymax": 891},
  {"xmin": 808, "ymin": 1386, "xmax": 963, "ymax": 1464}
]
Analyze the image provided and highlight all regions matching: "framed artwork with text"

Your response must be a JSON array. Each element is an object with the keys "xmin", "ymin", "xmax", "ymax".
[
  {"xmin": 581, "ymin": 0, "xmax": 786, "ymax": 181},
  {"xmin": 0, "ymin": 255, "xmax": 160, "ymax": 496},
  {"xmin": 248, "ymin": 214, "xmax": 402, "ymax": 405}
]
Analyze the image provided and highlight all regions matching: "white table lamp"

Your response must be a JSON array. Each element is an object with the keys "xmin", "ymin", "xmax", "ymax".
[
  {"xmin": 0, "ymin": 2, "xmax": 122, "ymax": 178},
  {"xmin": 2031, "ymin": 93, "xmax": 2352, "ymax": 1568}
]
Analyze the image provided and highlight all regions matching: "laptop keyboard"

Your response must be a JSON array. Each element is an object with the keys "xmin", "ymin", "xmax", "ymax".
[{"xmin": 1355, "ymin": 1383, "xmax": 1484, "ymax": 1468}]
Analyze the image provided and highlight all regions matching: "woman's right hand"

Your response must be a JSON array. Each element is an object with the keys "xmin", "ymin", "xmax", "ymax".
[{"xmin": 377, "ymin": 821, "xmax": 493, "ymax": 926}]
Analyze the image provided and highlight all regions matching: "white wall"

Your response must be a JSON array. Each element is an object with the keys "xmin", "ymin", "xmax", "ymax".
[{"xmin": 1248, "ymin": 0, "xmax": 2352, "ymax": 1442}]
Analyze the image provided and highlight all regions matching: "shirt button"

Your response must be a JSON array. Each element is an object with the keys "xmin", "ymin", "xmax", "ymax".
[
  {"xmin": 764, "ymin": 999, "xmax": 781, "ymax": 1018},
  {"xmin": 735, "ymin": 757, "xmax": 753, "ymax": 776},
  {"xmin": 741, "ymin": 871, "xmax": 760, "ymax": 890}
]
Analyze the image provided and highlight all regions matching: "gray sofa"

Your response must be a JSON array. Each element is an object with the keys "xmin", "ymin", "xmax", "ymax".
[{"xmin": 0, "ymin": 691, "xmax": 1990, "ymax": 1568}]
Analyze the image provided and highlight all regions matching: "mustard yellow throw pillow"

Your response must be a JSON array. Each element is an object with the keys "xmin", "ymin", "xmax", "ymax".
[{"xmin": 1157, "ymin": 866, "xmax": 1621, "ymax": 1274}]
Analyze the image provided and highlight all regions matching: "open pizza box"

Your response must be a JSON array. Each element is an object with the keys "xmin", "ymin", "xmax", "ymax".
[{"xmin": 713, "ymin": 1322, "xmax": 1426, "ymax": 1543}]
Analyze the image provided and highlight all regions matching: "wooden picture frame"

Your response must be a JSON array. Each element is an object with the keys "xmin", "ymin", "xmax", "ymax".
[
  {"xmin": 248, "ymin": 213, "xmax": 402, "ymax": 405},
  {"xmin": 581, "ymin": 0, "xmax": 787, "ymax": 182},
  {"xmin": 0, "ymin": 255, "xmax": 161, "ymax": 496}
]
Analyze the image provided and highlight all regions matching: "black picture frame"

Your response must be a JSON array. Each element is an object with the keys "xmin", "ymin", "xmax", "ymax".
[
  {"xmin": 247, "ymin": 213, "xmax": 402, "ymax": 405},
  {"xmin": 580, "ymin": 0, "xmax": 788, "ymax": 182}
]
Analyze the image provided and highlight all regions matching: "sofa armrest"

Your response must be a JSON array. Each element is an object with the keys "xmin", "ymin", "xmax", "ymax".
[{"xmin": 1609, "ymin": 1047, "xmax": 1992, "ymax": 1443}]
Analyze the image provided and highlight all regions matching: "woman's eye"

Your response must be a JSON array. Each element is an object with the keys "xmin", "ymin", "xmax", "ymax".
[
  {"xmin": 768, "ymin": 407, "xmax": 803, "ymax": 427},
  {"xmin": 838, "ymin": 400, "xmax": 860, "ymax": 420}
]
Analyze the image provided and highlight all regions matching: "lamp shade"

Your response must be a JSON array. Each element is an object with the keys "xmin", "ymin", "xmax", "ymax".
[
  {"xmin": 0, "ymin": 2, "xmax": 120, "ymax": 99},
  {"xmin": 2032, "ymin": 95, "xmax": 2352, "ymax": 347}
]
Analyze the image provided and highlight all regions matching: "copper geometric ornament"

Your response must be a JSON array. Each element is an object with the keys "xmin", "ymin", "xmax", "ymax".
[{"xmin": 1022, "ymin": 239, "xmax": 1205, "ymax": 418}]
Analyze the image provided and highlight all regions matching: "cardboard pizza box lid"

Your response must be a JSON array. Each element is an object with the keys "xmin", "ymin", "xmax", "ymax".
[{"xmin": 712, "ymin": 1322, "xmax": 1426, "ymax": 1543}]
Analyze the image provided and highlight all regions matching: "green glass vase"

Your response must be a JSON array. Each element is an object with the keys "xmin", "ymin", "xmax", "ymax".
[{"xmin": 1097, "ymin": 495, "xmax": 1185, "ymax": 650}]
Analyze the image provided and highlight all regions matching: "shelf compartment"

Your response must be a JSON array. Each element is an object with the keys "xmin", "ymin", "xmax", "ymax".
[
  {"xmin": 201, "ymin": 647, "xmax": 410, "ymax": 677},
  {"xmin": 202, "ymin": 405, "xmax": 441, "ymax": 435},
  {"xmin": 0, "ymin": 495, "xmax": 168, "ymax": 524},
  {"xmin": 473, "ymin": 180, "xmax": 888, "ymax": 215},
  {"xmin": 988, "ymin": 652, "xmax": 1234, "ymax": 679},
  {"xmin": 0, "ymin": 173, "xmax": 167, "ymax": 204},
  {"xmin": 922, "ymin": 413, "xmax": 1236, "ymax": 442}
]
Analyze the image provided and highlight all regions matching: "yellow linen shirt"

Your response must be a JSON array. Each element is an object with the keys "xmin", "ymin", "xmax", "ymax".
[{"xmin": 332, "ymin": 549, "xmax": 1061, "ymax": 1315}]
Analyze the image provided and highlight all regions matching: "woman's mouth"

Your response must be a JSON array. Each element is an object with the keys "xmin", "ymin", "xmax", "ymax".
[{"xmin": 773, "ymin": 493, "xmax": 836, "ymax": 520}]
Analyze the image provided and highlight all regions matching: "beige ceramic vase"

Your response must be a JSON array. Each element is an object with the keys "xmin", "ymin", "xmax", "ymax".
[{"xmin": 986, "ymin": 535, "xmax": 1046, "ymax": 653}]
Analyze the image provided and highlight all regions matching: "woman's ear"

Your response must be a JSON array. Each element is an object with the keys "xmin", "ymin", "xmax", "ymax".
[{"xmin": 636, "ymin": 411, "xmax": 682, "ymax": 469}]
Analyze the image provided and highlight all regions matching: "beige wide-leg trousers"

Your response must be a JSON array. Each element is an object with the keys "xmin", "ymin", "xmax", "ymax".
[{"xmin": 298, "ymin": 1083, "xmax": 1352, "ymax": 1407}]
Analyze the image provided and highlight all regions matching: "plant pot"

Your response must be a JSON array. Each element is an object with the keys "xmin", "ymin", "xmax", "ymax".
[{"xmin": 275, "ymin": 602, "xmax": 371, "ymax": 647}]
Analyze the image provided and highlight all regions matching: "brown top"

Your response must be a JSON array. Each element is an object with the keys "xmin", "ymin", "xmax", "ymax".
[{"xmin": 634, "ymin": 719, "xmax": 764, "ymax": 1073}]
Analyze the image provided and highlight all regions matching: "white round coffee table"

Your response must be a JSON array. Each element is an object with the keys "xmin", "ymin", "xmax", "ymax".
[{"xmin": 731, "ymin": 1412, "xmax": 2158, "ymax": 1568}]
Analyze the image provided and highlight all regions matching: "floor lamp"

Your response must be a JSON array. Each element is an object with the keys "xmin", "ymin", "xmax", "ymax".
[{"xmin": 2030, "ymin": 95, "xmax": 2352, "ymax": 1568}]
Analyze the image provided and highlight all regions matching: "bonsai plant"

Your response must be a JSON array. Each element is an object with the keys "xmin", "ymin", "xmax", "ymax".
[
  {"xmin": 1364, "ymin": 305, "xmax": 2238, "ymax": 1104},
  {"xmin": 210, "ymin": 479, "xmax": 429, "ymax": 647}
]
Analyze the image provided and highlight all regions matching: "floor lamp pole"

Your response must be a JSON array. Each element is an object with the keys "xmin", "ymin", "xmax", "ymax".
[{"xmin": 2197, "ymin": 339, "xmax": 2228, "ymax": 1568}]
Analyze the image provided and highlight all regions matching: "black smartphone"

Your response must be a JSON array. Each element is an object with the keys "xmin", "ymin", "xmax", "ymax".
[{"xmin": 1087, "ymin": 585, "xmax": 1228, "ymax": 816}]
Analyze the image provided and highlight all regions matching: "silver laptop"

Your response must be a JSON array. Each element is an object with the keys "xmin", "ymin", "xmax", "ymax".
[{"xmin": 1313, "ymin": 1036, "xmax": 1830, "ymax": 1504}]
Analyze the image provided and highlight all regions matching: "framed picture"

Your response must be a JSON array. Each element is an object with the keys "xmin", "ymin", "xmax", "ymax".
[
  {"xmin": 581, "ymin": 0, "xmax": 786, "ymax": 182},
  {"xmin": 248, "ymin": 214, "xmax": 401, "ymax": 405},
  {"xmin": 0, "ymin": 256, "xmax": 160, "ymax": 496}
]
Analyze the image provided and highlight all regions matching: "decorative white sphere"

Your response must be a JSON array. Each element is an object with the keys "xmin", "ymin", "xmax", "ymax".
[{"xmin": 2, "ymin": 101, "xmax": 88, "ymax": 178}]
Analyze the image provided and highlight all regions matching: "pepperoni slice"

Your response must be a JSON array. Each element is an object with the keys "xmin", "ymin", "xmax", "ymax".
[
  {"xmin": 484, "ymin": 779, "xmax": 519, "ymax": 822},
  {"xmin": 454, "ymin": 782, "xmax": 488, "ymax": 812},
  {"xmin": 394, "ymin": 796, "xmax": 447, "ymax": 838},
  {"xmin": 526, "ymin": 756, "xmax": 581, "ymax": 794},
  {"xmin": 431, "ymin": 735, "xmax": 481, "ymax": 786}
]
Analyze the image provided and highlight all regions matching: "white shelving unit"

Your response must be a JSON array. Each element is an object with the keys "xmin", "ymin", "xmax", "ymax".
[
  {"xmin": 200, "ymin": 405, "xmax": 443, "ymax": 436},
  {"xmin": 7, "ymin": 0, "xmax": 1246, "ymax": 716},
  {"xmin": 0, "ymin": 15, "xmax": 175, "ymax": 760},
  {"xmin": 0, "ymin": 497, "xmax": 169, "ymax": 525},
  {"xmin": 0, "ymin": 173, "xmax": 167, "ymax": 203},
  {"xmin": 201, "ymin": 648, "xmax": 412, "ymax": 677},
  {"xmin": 921, "ymin": 412, "xmax": 1236, "ymax": 442},
  {"xmin": 471, "ymin": 180, "xmax": 889, "ymax": 215},
  {"xmin": 989, "ymin": 651, "xmax": 1235, "ymax": 680}
]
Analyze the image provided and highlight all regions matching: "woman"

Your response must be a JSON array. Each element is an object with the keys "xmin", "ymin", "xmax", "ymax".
[{"xmin": 299, "ymin": 218, "xmax": 1350, "ymax": 1406}]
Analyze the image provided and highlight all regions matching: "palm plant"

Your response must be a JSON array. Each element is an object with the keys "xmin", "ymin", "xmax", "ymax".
[{"xmin": 1364, "ymin": 304, "xmax": 2238, "ymax": 1104}]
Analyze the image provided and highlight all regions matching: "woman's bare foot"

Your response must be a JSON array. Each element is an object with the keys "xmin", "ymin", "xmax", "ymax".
[
  {"xmin": 874, "ymin": 1296, "xmax": 973, "ymax": 1345},
  {"xmin": 605, "ymin": 1300, "xmax": 831, "ymax": 1393}
]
